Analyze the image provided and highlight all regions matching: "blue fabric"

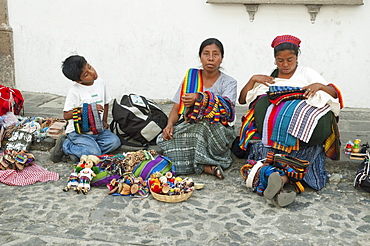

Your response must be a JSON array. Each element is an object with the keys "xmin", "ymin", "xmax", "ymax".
[
  {"xmin": 268, "ymin": 86, "xmax": 302, "ymax": 92},
  {"xmin": 248, "ymin": 141, "xmax": 327, "ymax": 191},
  {"xmin": 256, "ymin": 165, "xmax": 284, "ymax": 196},
  {"xmin": 62, "ymin": 129, "xmax": 121, "ymax": 158},
  {"xmin": 271, "ymin": 100, "xmax": 300, "ymax": 147}
]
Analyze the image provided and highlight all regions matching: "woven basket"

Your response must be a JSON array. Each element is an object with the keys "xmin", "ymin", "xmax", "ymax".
[{"xmin": 151, "ymin": 190, "xmax": 193, "ymax": 203}]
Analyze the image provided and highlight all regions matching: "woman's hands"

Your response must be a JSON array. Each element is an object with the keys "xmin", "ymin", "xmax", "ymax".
[
  {"xmin": 252, "ymin": 75, "xmax": 275, "ymax": 87},
  {"xmin": 239, "ymin": 75, "xmax": 274, "ymax": 104},
  {"xmin": 302, "ymin": 83, "xmax": 338, "ymax": 99},
  {"xmin": 162, "ymin": 103, "xmax": 181, "ymax": 141},
  {"xmin": 302, "ymin": 83, "xmax": 321, "ymax": 98},
  {"xmin": 162, "ymin": 123, "xmax": 174, "ymax": 141},
  {"xmin": 181, "ymin": 93, "xmax": 197, "ymax": 108}
]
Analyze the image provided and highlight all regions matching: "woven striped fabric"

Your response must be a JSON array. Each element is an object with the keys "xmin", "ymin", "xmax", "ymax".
[
  {"xmin": 272, "ymin": 140, "xmax": 300, "ymax": 153},
  {"xmin": 238, "ymin": 109, "xmax": 258, "ymax": 150},
  {"xmin": 268, "ymin": 86, "xmax": 302, "ymax": 92},
  {"xmin": 132, "ymin": 155, "xmax": 173, "ymax": 180},
  {"xmin": 262, "ymin": 104, "xmax": 274, "ymax": 146},
  {"xmin": 269, "ymin": 91, "xmax": 306, "ymax": 105},
  {"xmin": 87, "ymin": 104, "xmax": 98, "ymax": 134},
  {"xmin": 287, "ymin": 101, "xmax": 331, "ymax": 143},
  {"xmin": 82, "ymin": 103, "xmax": 90, "ymax": 133},
  {"xmin": 271, "ymin": 100, "xmax": 301, "ymax": 147},
  {"xmin": 324, "ymin": 114, "xmax": 341, "ymax": 160},
  {"xmin": 157, "ymin": 120, "xmax": 235, "ymax": 175},
  {"xmin": 0, "ymin": 163, "xmax": 59, "ymax": 186},
  {"xmin": 178, "ymin": 68, "xmax": 203, "ymax": 115},
  {"xmin": 91, "ymin": 102, "xmax": 104, "ymax": 133},
  {"xmin": 328, "ymin": 83, "xmax": 344, "ymax": 109},
  {"xmin": 72, "ymin": 107, "xmax": 82, "ymax": 134}
]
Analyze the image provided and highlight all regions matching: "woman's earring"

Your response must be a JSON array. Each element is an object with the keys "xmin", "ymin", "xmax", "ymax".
[
  {"xmin": 297, "ymin": 61, "xmax": 299, "ymax": 66},
  {"xmin": 274, "ymin": 61, "xmax": 276, "ymax": 65}
]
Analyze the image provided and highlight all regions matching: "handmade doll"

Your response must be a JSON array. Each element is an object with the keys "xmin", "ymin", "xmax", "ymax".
[
  {"xmin": 62, "ymin": 170, "xmax": 79, "ymax": 192},
  {"xmin": 76, "ymin": 155, "xmax": 100, "ymax": 195}
]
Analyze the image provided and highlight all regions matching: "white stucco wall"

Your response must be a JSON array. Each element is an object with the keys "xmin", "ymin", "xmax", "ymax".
[{"xmin": 7, "ymin": 0, "xmax": 370, "ymax": 108}]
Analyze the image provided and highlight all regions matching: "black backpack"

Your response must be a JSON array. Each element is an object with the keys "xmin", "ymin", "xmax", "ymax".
[
  {"xmin": 110, "ymin": 94, "xmax": 168, "ymax": 147},
  {"xmin": 354, "ymin": 151, "xmax": 370, "ymax": 193}
]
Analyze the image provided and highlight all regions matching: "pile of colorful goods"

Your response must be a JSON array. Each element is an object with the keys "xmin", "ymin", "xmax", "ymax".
[
  {"xmin": 0, "ymin": 150, "xmax": 35, "ymax": 171},
  {"xmin": 106, "ymin": 172, "xmax": 149, "ymax": 197},
  {"xmin": 98, "ymin": 149, "xmax": 158, "ymax": 176},
  {"xmin": 149, "ymin": 171, "xmax": 195, "ymax": 203},
  {"xmin": 1, "ymin": 115, "xmax": 67, "ymax": 144}
]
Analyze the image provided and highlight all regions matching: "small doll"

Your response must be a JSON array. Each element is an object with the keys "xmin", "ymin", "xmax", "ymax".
[
  {"xmin": 76, "ymin": 155, "xmax": 100, "ymax": 195},
  {"xmin": 62, "ymin": 170, "xmax": 79, "ymax": 192}
]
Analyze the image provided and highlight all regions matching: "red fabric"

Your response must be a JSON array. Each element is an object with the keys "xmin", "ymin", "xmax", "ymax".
[
  {"xmin": 271, "ymin": 35, "xmax": 301, "ymax": 48},
  {"xmin": 0, "ymin": 163, "xmax": 59, "ymax": 186},
  {"xmin": 267, "ymin": 105, "xmax": 279, "ymax": 146},
  {"xmin": 0, "ymin": 85, "xmax": 24, "ymax": 116}
]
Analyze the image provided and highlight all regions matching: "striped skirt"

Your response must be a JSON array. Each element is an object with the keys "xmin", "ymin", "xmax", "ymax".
[{"xmin": 157, "ymin": 120, "xmax": 235, "ymax": 174}]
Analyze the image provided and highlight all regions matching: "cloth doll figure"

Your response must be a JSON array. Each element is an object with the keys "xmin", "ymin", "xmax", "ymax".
[
  {"xmin": 62, "ymin": 170, "xmax": 79, "ymax": 192},
  {"xmin": 76, "ymin": 157, "xmax": 98, "ymax": 195}
]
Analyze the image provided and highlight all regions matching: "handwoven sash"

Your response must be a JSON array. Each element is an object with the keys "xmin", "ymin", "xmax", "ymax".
[
  {"xmin": 328, "ymin": 83, "xmax": 344, "ymax": 109},
  {"xmin": 178, "ymin": 68, "xmax": 203, "ymax": 115},
  {"xmin": 91, "ymin": 102, "xmax": 104, "ymax": 133},
  {"xmin": 87, "ymin": 104, "xmax": 99, "ymax": 134},
  {"xmin": 82, "ymin": 103, "xmax": 90, "ymax": 133},
  {"xmin": 324, "ymin": 113, "xmax": 340, "ymax": 160},
  {"xmin": 72, "ymin": 107, "xmax": 82, "ymax": 134},
  {"xmin": 238, "ymin": 109, "xmax": 257, "ymax": 150}
]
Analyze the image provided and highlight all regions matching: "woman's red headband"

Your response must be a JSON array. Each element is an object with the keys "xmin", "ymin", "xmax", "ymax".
[{"xmin": 271, "ymin": 35, "xmax": 301, "ymax": 48}]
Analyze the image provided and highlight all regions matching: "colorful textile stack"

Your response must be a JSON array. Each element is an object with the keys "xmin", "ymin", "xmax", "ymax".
[
  {"xmin": 239, "ymin": 86, "xmax": 337, "ymax": 157},
  {"xmin": 238, "ymin": 109, "xmax": 258, "ymax": 150},
  {"xmin": 267, "ymin": 86, "xmax": 306, "ymax": 105},
  {"xmin": 72, "ymin": 102, "xmax": 104, "ymax": 134},
  {"xmin": 185, "ymin": 91, "xmax": 235, "ymax": 126}
]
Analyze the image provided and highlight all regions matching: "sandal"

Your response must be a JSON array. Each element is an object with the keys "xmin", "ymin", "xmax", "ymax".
[
  {"xmin": 212, "ymin": 165, "xmax": 225, "ymax": 180},
  {"xmin": 275, "ymin": 190, "xmax": 296, "ymax": 207},
  {"xmin": 62, "ymin": 187, "xmax": 70, "ymax": 192},
  {"xmin": 264, "ymin": 172, "xmax": 283, "ymax": 200}
]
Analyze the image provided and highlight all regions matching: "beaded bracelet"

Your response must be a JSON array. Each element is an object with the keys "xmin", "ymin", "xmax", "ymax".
[
  {"xmin": 203, "ymin": 91, "xmax": 215, "ymax": 116},
  {"xmin": 192, "ymin": 92, "xmax": 205, "ymax": 122},
  {"xmin": 204, "ymin": 93, "xmax": 219, "ymax": 119}
]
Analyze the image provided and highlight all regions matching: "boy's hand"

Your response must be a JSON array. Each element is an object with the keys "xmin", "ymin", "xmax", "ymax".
[
  {"xmin": 96, "ymin": 104, "xmax": 104, "ymax": 114},
  {"xmin": 102, "ymin": 120, "xmax": 109, "ymax": 129}
]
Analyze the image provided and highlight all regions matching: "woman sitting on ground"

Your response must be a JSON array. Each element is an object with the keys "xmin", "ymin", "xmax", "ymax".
[
  {"xmin": 157, "ymin": 38, "xmax": 237, "ymax": 179},
  {"xmin": 238, "ymin": 34, "xmax": 343, "ymax": 199}
]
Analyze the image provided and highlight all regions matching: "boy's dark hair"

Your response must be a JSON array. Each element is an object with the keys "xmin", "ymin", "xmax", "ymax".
[{"xmin": 62, "ymin": 55, "xmax": 87, "ymax": 81}]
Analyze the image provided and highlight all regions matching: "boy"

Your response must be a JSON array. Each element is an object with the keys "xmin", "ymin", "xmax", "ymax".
[{"xmin": 50, "ymin": 55, "xmax": 121, "ymax": 163}]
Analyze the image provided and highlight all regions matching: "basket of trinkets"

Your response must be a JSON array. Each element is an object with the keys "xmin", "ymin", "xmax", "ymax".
[{"xmin": 149, "ymin": 171, "xmax": 194, "ymax": 203}]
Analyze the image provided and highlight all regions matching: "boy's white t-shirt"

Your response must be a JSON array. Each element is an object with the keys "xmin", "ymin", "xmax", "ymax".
[{"xmin": 63, "ymin": 78, "xmax": 111, "ymax": 134}]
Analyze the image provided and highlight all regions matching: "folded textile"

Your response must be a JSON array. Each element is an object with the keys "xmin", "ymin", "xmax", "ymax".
[{"xmin": 0, "ymin": 163, "xmax": 59, "ymax": 186}]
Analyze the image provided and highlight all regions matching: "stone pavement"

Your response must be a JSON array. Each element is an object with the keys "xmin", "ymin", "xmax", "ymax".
[{"xmin": 0, "ymin": 91, "xmax": 369, "ymax": 245}]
